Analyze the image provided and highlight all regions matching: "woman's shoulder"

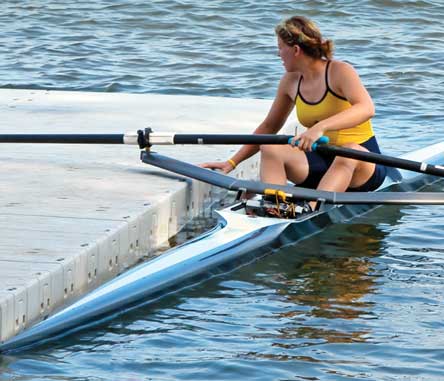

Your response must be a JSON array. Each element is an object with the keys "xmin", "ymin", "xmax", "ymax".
[
  {"xmin": 279, "ymin": 71, "xmax": 301, "ymax": 98},
  {"xmin": 328, "ymin": 60, "xmax": 362, "ymax": 92},
  {"xmin": 281, "ymin": 71, "xmax": 301, "ymax": 83},
  {"xmin": 329, "ymin": 59, "xmax": 357, "ymax": 76}
]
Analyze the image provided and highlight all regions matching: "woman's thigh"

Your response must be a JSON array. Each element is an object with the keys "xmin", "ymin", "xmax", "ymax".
[
  {"xmin": 296, "ymin": 150, "xmax": 334, "ymax": 188},
  {"xmin": 261, "ymin": 144, "xmax": 310, "ymax": 184}
]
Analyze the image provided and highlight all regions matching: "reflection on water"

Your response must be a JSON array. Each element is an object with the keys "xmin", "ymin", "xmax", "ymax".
[{"xmin": 257, "ymin": 222, "xmax": 387, "ymax": 347}]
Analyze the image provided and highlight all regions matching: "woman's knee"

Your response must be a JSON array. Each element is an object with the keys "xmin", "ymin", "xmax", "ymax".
[
  {"xmin": 260, "ymin": 144, "xmax": 296, "ymax": 161},
  {"xmin": 335, "ymin": 143, "xmax": 372, "ymax": 171},
  {"xmin": 260, "ymin": 144, "xmax": 281, "ymax": 157},
  {"xmin": 332, "ymin": 155, "xmax": 358, "ymax": 171},
  {"xmin": 342, "ymin": 142, "xmax": 367, "ymax": 152}
]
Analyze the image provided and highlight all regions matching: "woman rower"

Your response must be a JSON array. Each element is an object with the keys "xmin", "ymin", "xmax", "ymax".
[{"xmin": 202, "ymin": 16, "xmax": 386, "ymax": 211}]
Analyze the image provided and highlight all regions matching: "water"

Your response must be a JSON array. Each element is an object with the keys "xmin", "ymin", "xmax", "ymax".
[{"xmin": 1, "ymin": 0, "xmax": 444, "ymax": 380}]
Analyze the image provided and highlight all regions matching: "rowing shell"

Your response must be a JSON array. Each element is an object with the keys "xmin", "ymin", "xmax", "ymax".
[{"xmin": 1, "ymin": 141, "xmax": 444, "ymax": 352}]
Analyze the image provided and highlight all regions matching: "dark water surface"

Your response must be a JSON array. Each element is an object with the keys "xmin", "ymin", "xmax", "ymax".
[{"xmin": 1, "ymin": 1, "xmax": 444, "ymax": 380}]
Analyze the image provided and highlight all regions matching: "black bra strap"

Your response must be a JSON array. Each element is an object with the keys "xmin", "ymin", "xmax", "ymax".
[
  {"xmin": 296, "ymin": 75, "xmax": 303, "ymax": 98},
  {"xmin": 325, "ymin": 60, "xmax": 332, "ymax": 90}
]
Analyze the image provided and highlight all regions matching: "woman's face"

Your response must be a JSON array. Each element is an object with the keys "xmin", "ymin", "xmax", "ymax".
[{"xmin": 277, "ymin": 36, "xmax": 298, "ymax": 72}]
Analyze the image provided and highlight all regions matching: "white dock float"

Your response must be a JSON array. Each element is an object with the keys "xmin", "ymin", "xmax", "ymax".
[{"xmin": 0, "ymin": 89, "xmax": 297, "ymax": 344}]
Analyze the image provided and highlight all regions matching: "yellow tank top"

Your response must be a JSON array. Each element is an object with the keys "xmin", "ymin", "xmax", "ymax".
[{"xmin": 295, "ymin": 61, "xmax": 374, "ymax": 146}]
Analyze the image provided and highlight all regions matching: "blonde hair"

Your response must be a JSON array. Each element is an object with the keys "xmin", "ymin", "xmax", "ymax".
[{"xmin": 275, "ymin": 16, "xmax": 334, "ymax": 60}]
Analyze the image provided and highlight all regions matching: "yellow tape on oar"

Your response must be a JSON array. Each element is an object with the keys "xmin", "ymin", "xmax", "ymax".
[{"xmin": 264, "ymin": 189, "xmax": 287, "ymax": 202}]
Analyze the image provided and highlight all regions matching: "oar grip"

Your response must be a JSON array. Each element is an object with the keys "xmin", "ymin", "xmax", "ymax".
[
  {"xmin": 312, "ymin": 136, "xmax": 329, "ymax": 150},
  {"xmin": 287, "ymin": 136, "xmax": 329, "ymax": 150}
]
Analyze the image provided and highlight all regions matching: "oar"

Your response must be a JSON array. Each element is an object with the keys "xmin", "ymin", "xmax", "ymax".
[
  {"xmin": 141, "ymin": 130, "xmax": 444, "ymax": 178},
  {"xmin": 2, "ymin": 130, "xmax": 444, "ymax": 178}
]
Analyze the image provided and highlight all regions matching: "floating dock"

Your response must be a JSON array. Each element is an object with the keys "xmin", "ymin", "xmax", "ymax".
[{"xmin": 0, "ymin": 89, "xmax": 297, "ymax": 343}]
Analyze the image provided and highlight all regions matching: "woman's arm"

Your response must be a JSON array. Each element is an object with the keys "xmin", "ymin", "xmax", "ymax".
[
  {"xmin": 296, "ymin": 61, "xmax": 375, "ymax": 151},
  {"xmin": 201, "ymin": 75, "xmax": 296, "ymax": 172}
]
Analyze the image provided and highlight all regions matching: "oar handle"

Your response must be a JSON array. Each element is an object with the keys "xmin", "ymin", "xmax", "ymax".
[{"xmin": 287, "ymin": 136, "xmax": 330, "ymax": 150}]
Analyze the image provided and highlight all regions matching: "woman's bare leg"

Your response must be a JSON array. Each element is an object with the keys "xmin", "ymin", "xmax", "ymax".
[
  {"xmin": 260, "ymin": 143, "xmax": 375, "ymax": 212},
  {"xmin": 260, "ymin": 145, "xmax": 309, "ymax": 185},
  {"xmin": 316, "ymin": 144, "xmax": 375, "ymax": 192},
  {"xmin": 311, "ymin": 143, "xmax": 375, "ymax": 209}
]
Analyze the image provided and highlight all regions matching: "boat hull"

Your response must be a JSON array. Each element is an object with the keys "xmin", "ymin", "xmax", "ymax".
[{"xmin": 1, "ymin": 142, "xmax": 444, "ymax": 352}]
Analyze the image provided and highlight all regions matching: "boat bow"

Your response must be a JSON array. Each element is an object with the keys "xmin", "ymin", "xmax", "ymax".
[{"xmin": 0, "ymin": 211, "xmax": 291, "ymax": 352}]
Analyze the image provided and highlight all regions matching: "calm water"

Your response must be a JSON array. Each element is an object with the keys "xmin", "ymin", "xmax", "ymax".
[{"xmin": 1, "ymin": 1, "xmax": 444, "ymax": 380}]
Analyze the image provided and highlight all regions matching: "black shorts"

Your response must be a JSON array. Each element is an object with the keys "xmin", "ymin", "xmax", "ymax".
[{"xmin": 297, "ymin": 136, "xmax": 387, "ymax": 191}]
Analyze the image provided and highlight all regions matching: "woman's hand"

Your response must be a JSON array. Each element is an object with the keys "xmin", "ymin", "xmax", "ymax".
[
  {"xmin": 291, "ymin": 124, "xmax": 325, "ymax": 152},
  {"xmin": 200, "ymin": 160, "xmax": 235, "ymax": 174}
]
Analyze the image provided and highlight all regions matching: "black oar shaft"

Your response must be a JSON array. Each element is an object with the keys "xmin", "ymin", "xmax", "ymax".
[
  {"xmin": 171, "ymin": 134, "xmax": 292, "ymax": 145},
  {"xmin": 316, "ymin": 145, "xmax": 444, "ymax": 177},
  {"xmin": 0, "ymin": 134, "xmax": 125, "ymax": 144}
]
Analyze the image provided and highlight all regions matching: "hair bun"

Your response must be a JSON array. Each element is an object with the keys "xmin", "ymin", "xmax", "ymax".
[{"xmin": 275, "ymin": 16, "xmax": 334, "ymax": 60}]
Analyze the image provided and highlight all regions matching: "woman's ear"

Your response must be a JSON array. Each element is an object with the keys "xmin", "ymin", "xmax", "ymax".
[{"xmin": 293, "ymin": 45, "xmax": 302, "ymax": 57}]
